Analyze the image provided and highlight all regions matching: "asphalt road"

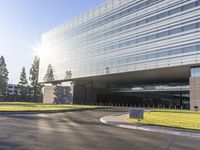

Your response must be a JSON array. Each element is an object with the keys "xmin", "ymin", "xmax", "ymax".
[{"xmin": 0, "ymin": 108, "xmax": 199, "ymax": 150}]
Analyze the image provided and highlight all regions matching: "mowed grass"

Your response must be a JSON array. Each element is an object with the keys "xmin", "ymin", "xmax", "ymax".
[
  {"xmin": 0, "ymin": 102, "xmax": 104, "ymax": 112},
  {"xmin": 128, "ymin": 109, "xmax": 200, "ymax": 130}
]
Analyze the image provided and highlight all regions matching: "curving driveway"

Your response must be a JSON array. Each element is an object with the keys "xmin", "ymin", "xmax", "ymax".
[{"xmin": 0, "ymin": 108, "xmax": 199, "ymax": 150}]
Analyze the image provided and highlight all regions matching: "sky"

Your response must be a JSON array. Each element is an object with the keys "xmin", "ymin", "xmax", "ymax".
[{"xmin": 0, "ymin": 0, "xmax": 104, "ymax": 84}]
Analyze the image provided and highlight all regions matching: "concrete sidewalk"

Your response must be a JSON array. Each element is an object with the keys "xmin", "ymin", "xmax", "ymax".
[{"xmin": 100, "ymin": 113, "xmax": 200, "ymax": 139}]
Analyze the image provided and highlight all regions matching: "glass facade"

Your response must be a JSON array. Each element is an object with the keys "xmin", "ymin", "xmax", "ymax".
[
  {"xmin": 97, "ymin": 91, "xmax": 190, "ymax": 109},
  {"xmin": 39, "ymin": 0, "xmax": 200, "ymax": 82},
  {"xmin": 191, "ymin": 67, "xmax": 200, "ymax": 77}
]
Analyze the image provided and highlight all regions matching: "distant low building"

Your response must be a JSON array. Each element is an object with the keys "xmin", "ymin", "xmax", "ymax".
[
  {"xmin": 7, "ymin": 84, "xmax": 34, "ymax": 96},
  {"xmin": 7, "ymin": 84, "xmax": 20, "ymax": 95}
]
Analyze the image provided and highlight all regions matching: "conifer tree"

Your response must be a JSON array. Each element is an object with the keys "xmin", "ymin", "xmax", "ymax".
[
  {"xmin": 29, "ymin": 56, "xmax": 42, "ymax": 101},
  {"xmin": 0, "ymin": 56, "xmax": 9, "ymax": 98},
  {"xmin": 43, "ymin": 64, "xmax": 54, "ymax": 82},
  {"xmin": 18, "ymin": 67, "xmax": 28, "ymax": 96}
]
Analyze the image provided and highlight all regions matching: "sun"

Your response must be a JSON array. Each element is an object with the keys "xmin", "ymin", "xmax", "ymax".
[
  {"xmin": 32, "ymin": 43, "xmax": 45, "ymax": 58},
  {"xmin": 35, "ymin": 47, "xmax": 44, "ymax": 58}
]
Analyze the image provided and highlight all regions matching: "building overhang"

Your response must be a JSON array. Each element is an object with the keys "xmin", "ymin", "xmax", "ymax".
[{"xmin": 40, "ymin": 64, "xmax": 200, "ymax": 86}]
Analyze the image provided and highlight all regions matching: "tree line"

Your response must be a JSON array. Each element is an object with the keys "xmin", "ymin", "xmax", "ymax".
[{"xmin": 0, "ymin": 55, "xmax": 42, "ymax": 102}]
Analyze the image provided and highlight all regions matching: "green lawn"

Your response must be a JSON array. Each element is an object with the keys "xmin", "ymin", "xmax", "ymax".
[
  {"xmin": 0, "ymin": 102, "xmax": 104, "ymax": 112},
  {"xmin": 128, "ymin": 109, "xmax": 200, "ymax": 130}
]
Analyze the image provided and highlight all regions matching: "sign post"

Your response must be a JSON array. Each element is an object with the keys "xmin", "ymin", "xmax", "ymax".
[{"xmin": 129, "ymin": 109, "xmax": 144, "ymax": 121}]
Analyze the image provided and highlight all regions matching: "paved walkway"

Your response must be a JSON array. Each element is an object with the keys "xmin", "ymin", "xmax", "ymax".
[{"xmin": 100, "ymin": 113, "xmax": 200, "ymax": 139}]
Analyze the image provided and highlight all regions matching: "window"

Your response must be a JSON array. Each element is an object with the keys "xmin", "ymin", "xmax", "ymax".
[
  {"xmin": 113, "ymin": 44, "xmax": 119, "ymax": 49},
  {"xmin": 137, "ymin": 20, "xmax": 146, "ymax": 26},
  {"xmin": 129, "ymin": 6, "xmax": 136, "ymax": 13},
  {"xmin": 128, "ymin": 56, "xmax": 136, "ymax": 62},
  {"xmin": 197, "ymin": 45, "xmax": 200, "ymax": 50},
  {"xmin": 158, "ymin": 12, "xmax": 168, "ymax": 19},
  {"xmin": 196, "ymin": 22, "xmax": 200, "ymax": 28},
  {"xmin": 113, "ymin": 59, "xmax": 119, "ymax": 65},
  {"xmin": 191, "ymin": 67, "xmax": 200, "ymax": 77},
  {"xmin": 109, "ymin": 61, "xmax": 113, "ymax": 66},
  {"xmin": 147, "ymin": 15, "xmax": 158, "ymax": 22},
  {"xmin": 137, "ymin": 37, "xmax": 146, "ymax": 43},
  {"xmin": 158, "ymin": 51, "xmax": 168, "ymax": 57},
  {"xmin": 158, "ymin": 31, "xmax": 169, "ymax": 38},
  {"xmin": 182, "ymin": 46, "xmax": 197, "ymax": 53},
  {"xmin": 182, "ymin": 2, "xmax": 195, "ymax": 11},
  {"xmin": 151, "ymin": 15, "xmax": 158, "ymax": 21},
  {"xmin": 182, "ymin": 24, "xmax": 196, "ymax": 32},
  {"xmin": 119, "ymin": 58, "xmax": 127, "ymax": 64},
  {"xmin": 126, "ymin": 41, "xmax": 130, "ymax": 46},
  {"xmin": 169, "ymin": 27, "xmax": 181, "ymax": 35},
  {"xmin": 169, "ymin": 7, "xmax": 181, "ymax": 15},
  {"xmin": 147, "ymin": 53, "xmax": 157, "ymax": 59},
  {"xmin": 104, "ymin": 47, "xmax": 110, "ymax": 52},
  {"xmin": 147, "ymin": 34, "xmax": 157, "ymax": 41},
  {"xmin": 136, "ymin": 55, "xmax": 145, "ymax": 61},
  {"xmin": 121, "ymin": 25, "xmax": 128, "ymax": 31},
  {"xmin": 120, "ymin": 41, "xmax": 129, "ymax": 47},
  {"xmin": 129, "ymin": 39, "xmax": 136, "ymax": 45},
  {"xmin": 169, "ymin": 48, "xmax": 181, "ymax": 55},
  {"xmin": 195, "ymin": 0, "xmax": 200, "ymax": 6},
  {"xmin": 121, "ymin": 9, "xmax": 129, "ymax": 16},
  {"xmin": 113, "ymin": 29, "xmax": 119, "ymax": 34},
  {"xmin": 128, "ymin": 23, "xmax": 136, "ymax": 28},
  {"xmin": 138, "ymin": 2, "xmax": 146, "ymax": 9},
  {"xmin": 149, "ymin": 0, "xmax": 157, "ymax": 3}
]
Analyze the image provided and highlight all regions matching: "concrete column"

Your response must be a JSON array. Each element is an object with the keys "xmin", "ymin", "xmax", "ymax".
[
  {"xmin": 43, "ymin": 85, "xmax": 74, "ymax": 104},
  {"xmin": 43, "ymin": 83, "xmax": 108, "ymax": 105},
  {"xmin": 190, "ymin": 77, "xmax": 200, "ymax": 110},
  {"xmin": 43, "ymin": 86, "xmax": 55, "ymax": 103}
]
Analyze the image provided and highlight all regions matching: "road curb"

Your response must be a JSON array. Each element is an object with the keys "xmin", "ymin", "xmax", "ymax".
[
  {"xmin": 100, "ymin": 114, "xmax": 200, "ymax": 139},
  {"xmin": 0, "ymin": 107, "xmax": 108, "ymax": 115}
]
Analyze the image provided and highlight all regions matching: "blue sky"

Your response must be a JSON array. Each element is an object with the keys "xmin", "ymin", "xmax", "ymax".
[{"xmin": 0, "ymin": 0, "xmax": 104, "ymax": 84}]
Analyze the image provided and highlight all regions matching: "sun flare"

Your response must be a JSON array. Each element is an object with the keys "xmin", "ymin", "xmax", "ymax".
[{"xmin": 31, "ymin": 43, "xmax": 45, "ymax": 58}]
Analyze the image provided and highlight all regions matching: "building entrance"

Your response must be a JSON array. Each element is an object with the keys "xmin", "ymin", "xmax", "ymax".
[{"xmin": 97, "ymin": 91, "xmax": 190, "ymax": 109}]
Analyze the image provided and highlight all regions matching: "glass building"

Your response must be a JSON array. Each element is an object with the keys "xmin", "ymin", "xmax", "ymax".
[{"xmin": 39, "ymin": 0, "xmax": 200, "ymax": 110}]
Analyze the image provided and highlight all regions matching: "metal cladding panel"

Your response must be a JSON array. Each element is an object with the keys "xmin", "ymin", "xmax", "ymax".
[{"xmin": 39, "ymin": 0, "xmax": 200, "ymax": 83}]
